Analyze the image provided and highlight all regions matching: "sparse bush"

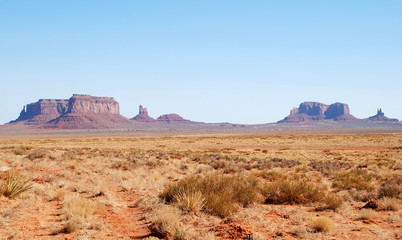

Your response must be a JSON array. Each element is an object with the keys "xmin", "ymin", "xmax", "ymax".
[
  {"xmin": 1, "ymin": 171, "xmax": 32, "ymax": 198},
  {"xmin": 378, "ymin": 180, "xmax": 401, "ymax": 199},
  {"xmin": 309, "ymin": 160, "xmax": 350, "ymax": 176},
  {"xmin": 27, "ymin": 150, "xmax": 47, "ymax": 160},
  {"xmin": 323, "ymin": 194, "xmax": 343, "ymax": 210},
  {"xmin": 148, "ymin": 205, "xmax": 183, "ymax": 238},
  {"xmin": 160, "ymin": 174, "xmax": 261, "ymax": 218},
  {"xmin": 309, "ymin": 216, "xmax": 334, "ymax": 232},
  {"xmin": 349, "ymin": 189, "xmax": 377, "ymax": 202},
  {"xmin": 262, "ymin": 179, "xmax": 327, "ymax": 204},
  {"xmin": 62, "ymin": 195, "xmax": 98, "ymax": 232},
  {"xmin": 358, "ymin": 209, "xmax": 377, "ymax": 220},
  {"xmin": 332, "ymin": 169, "xmax": 374, "ymax": 191},
  {"xmin": 379, "ymin": 197, "xmax": 401, "ymax": 211},
  {"xmin": 255, "ymin": 170, "xmax": 287, "ymax": 181}
]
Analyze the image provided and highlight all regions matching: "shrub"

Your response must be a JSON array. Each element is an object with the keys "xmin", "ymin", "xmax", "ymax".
[
  {"xmin": 309, "ymin": 216, "xmax": 334, "ymax": 232},
  {"xmin": 358, "ymin": 209, "xmax": 377, "ymax": 220},
  {"xmin": 332, "ymin": 169, "xmax": 374, "ymax": 191},
  {"xmin": 63, "ymin": 195, "xmax": 97, "ymax": 219},
  {"xmin": 256, "ymin": 170, "xmax": 287, "ymax": 181},
  {"xmin": 378, "ymin": 181, "xmax": 401, "ymax": 199},
  {"xmin": 60, "ymin": 195, "xmax": 98, "ymax": 233},
  {"xmin": 27, "ymin": 150, "xmax": 48, "ymax": 160},
  {"xmin": 174, "ymin": 189, "xmax": 205, "ymax": 212},
  {"xmin": 323, "ymin": 194, "xmax": 343, "ymax": 210},
  {"xmin": 379, "ymin": 197, "xmax": 401, "ymax": 211},
  {"xmin": 349, "ymin": 189, "xmax": 377, "ymax": 202},
  {"xmin": 160, "ymin": 174, "xmax": 261, "ymax": 218},
  {"xmin": 1, "ymin": 171, "xmax": 32, "ymax": 198},
  {"xmin": 148, "ymin": 205, "xmax": 183, "ymax": 238},
  {"xmin": 262, "ymin": 179, "xmax": 327, "ymax": 204}
]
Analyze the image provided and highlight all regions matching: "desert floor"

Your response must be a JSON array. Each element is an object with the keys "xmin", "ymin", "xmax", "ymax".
[{"xmin": 0, "ymin": 133, "xmax": 401, "ymax": 239}]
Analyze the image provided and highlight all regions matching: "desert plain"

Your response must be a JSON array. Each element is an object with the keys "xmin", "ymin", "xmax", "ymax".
[{"xmin": 0, "ymin": 132, "xmax": 401, "ymax": 240}]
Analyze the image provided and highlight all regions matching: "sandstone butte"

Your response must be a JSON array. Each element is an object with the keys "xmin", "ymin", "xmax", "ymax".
[
  {"xmin": 10, "ymin": 94, "xmax": 199, "ymax": 129},
  {"xmin": 278, "ymin": 102, "xmax": 360, "ymax": 123},
  {"xmin": 366, "ymin": 108, "xmax": 399, "ymax": 122}
]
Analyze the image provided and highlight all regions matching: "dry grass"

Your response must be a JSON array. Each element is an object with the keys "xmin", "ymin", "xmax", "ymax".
[
  {"xmin": 148, "ymin": 205, "xmax": 183, "ymax": 238},
  {"xmin": 0, "ymin": 133, "xmax": 400, "ymax": 239},
  {"xmin": 0, "ymin": 171, "xmax": 32, "ymax": 198},
  {"xmin": 379, "ymin": 197, "xmax": 401, "ymax": 211},
  {"xmin": 358, "ymin": 209, "xmax": 377, "ymax": 220},
  {"xmin": 332, "ymin": 169, "xmax": 375, "ymax": 191},
  {"xmin": 60, "ymin": 195, "xmax": 98, "ymax": 233},
  {"xmin": 262, "ymin": 179, "xmax": 327, "ymax": 204},
  {"xmin": 322, "ymin": 193, "xmax": 344, "ymax": 210},
  {"xmin": 160, "ymin": 174, "xmax": 261, "ymax": 218},
  {"xmin": 174, "ymin": 189, "xmax": 205, "ymax": 212},
  {"xmin": 309, "ymin": 216, "xmax": 334, "ymax": 232}
]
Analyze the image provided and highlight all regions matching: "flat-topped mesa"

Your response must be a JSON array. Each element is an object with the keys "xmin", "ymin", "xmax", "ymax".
[
  {"xmin": 279, "ymin": 102, "xmax": 358, "ymax": 123},
  {"xmin": 12, "ymin": 99, "xmax": 69, "ymax": 124},
  {"xmin": 156, "ymin": 114, "xmax": 191, "ymax": 124},
  {"xmin": 11, "ymin": 94, "xmax": 129, "ymax": 128},
  {"xmin": 67, "ymin": 94, "xmax": 119, "ymax": 114},
  {"xmin": 131, "ymin": 105, "xmax": 155, "ymax": 122},
  {"xmin": 367, "ymin": 108, "xmax": 398, "ymax": 122}
]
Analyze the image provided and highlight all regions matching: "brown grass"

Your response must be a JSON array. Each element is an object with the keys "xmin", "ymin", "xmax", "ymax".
[
  {"xmin": 262, "ymin": 179, "xmax": 327, "ymax": 204},
  {"xmin": 0, "ymin": 133, "xmax": 400, "ymax": 239},
  {"xmin": 332, "ymin": 169, "xmax": 375, "ymax": 191},
  {"xmin": 160, "ymin": 174, "xmax": 261, "ymax": 218},
  {"xmin": 309, "ymin": 216, "xmax": 334, "ymax": 232}
]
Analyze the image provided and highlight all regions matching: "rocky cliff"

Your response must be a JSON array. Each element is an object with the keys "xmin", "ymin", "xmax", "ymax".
[
  {"xmin": 12, "ymin": 94, "xmax": 130, "ymax": 129},
  {"xmin": 131, "ymin": 105, "xmax": 155, "ymax": 122},
  {"xmin": 367, "ymin": 109, "xmax": 398, "ymax": 122},
  {"xmin": 12, "ymin": 99, "xmax": 69, "ymax": 125},
  {"xmin": 279, "ymin": 102, "xmax": 358, "ymax": 123},
  {"xmin": 66, "ymin": 94, "xmax": 119, "ymax": 114}
]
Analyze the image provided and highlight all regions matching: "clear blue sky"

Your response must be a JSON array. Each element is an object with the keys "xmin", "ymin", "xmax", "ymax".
[{"xmin": 1, "ymin": 1, "xmax": 401, "ymax": 124}]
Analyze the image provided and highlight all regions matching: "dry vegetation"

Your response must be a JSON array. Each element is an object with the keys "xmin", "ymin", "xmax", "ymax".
[{"xmin": 0, "ymin": 133, "xmax": 401, "ymax": 239}]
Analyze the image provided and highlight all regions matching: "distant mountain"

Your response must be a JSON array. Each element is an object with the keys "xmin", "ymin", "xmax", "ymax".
[
  {"xmin": 278, "ymin": 102, "xmax": 359, "ymax": 123},
  {"xmin": 366, "ymin": 109, "xmax": 398, "ymax": 122},
  {"xmin": 4, "ymin": 96, "xmax": 400, "ymax": 130}
]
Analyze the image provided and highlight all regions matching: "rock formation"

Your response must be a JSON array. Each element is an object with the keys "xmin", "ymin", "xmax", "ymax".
[
  {"xmin": 131, "ymin": 105, "xmax": 155, "ymax": 122},
  {"xmin": 367, "ymin": 109, "xmax": 398, "ymax": 122},
  {"xmin": 156, "ymin": 114, "xmax": 192, "ymax": 124},
  {"xmin": 12, "ymin": 94, "xmax": 131, "ymax": 129},
  {"xmin": 12, "ymin": 99, "xmax": 69, "ymax": 125},
  {"xmin": 279, "ymin": 102, "xmax": 358, "ymax": 123},
  {"xmin": 66, "ymin": 94, "xmax": 120, "ymax": 114}
]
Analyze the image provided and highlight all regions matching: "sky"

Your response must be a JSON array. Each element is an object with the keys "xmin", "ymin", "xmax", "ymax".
[{"xmin": 1, "ymin": 1, "xmax": 401, "ymax": 124}]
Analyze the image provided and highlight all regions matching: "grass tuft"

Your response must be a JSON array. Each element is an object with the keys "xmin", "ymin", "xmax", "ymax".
[
  {"xmin": 309, "ymin": 216, "xmax": 334, "ymax": 232},
  {"xmin": 160, "ymin": 174, "xmax": 261, "ymax": 218},
  {"xmin": 1, "ymin": 171, "xmax": 33, "ymax": 198},
  {"xmin": 262, "ymin": 179, "xmax": 327, "ymax": 204},
  {"xmin": 332, "ymin": 169, "xmax": 374, "ymax": 191}
]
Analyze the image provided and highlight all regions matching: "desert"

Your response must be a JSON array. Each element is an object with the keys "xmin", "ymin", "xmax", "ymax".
[{"xmin": 0, "ymin": 132, "xmax": 401, "ymax": 239}]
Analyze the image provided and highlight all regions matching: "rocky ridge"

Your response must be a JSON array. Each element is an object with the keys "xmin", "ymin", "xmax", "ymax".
[
  {"xmin": 12, "ymin": 94, "xmax": 130, "ymax": 129},
  {"xmin": 156, "ymin": 114, "xmax": 192, "ymax": 124},
  {"xmin": 367, "ymin": 109, "xmax": 398, "ymax": 122},
  {"xmin": 131, "ymin": 105, "xmax": 155, "ymax": 122},
  {"xmin": 279, "ymin": 102, "xmax": 359, "ymax": 123},
  {"xmin": 12, "ymin": 99, "xmax": 69, "ymax": 125}
]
